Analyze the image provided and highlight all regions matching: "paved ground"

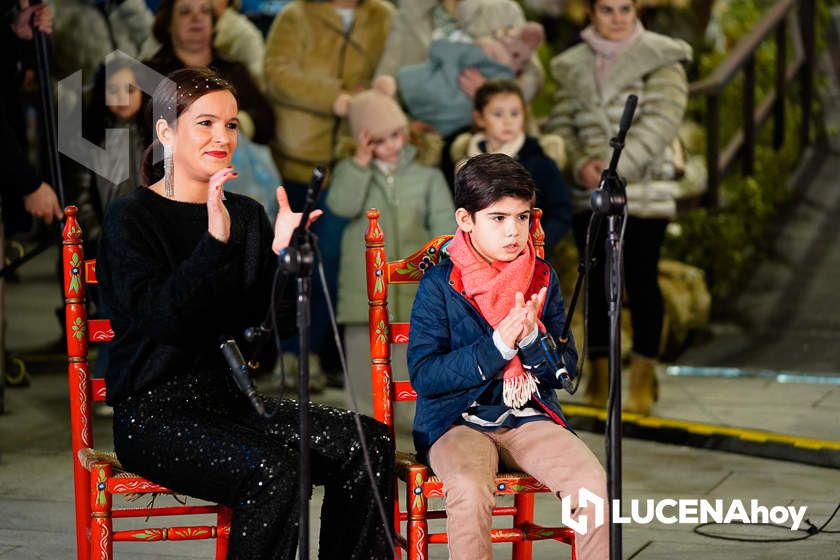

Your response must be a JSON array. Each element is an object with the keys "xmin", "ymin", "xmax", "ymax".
[
  {"xmin": 2, "ymin": 245, "xmax": 839, "ymax": 559},
  {"xmin": 2, "ymin": 360, "xmax": 840, "ymax": 559},
  {"xmin": 677, "ymin": 92, "xmax": 840, "ymax": 377},
  {"xmin": 678, "ymin": 150, "xmax": 840, "ymax": 376}
]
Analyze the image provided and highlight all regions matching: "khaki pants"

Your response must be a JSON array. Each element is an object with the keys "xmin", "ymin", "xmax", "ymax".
[{"xmin": 428, "ymin": 421, "xmax": 609, "ymax": 560}]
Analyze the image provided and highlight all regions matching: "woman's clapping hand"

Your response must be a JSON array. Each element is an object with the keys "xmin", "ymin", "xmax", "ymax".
[
  {"xmin": 271, "ymin": 186, "xmax": 323, "ymax": 254},
  {"xmin": 207, "ymin": 166, "xmax": 237, "ymax": 243}
]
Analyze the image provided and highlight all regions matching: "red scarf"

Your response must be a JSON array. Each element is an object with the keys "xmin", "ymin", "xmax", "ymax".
[{"xmin": 447, "ymin": 229, "xmax": 542, "ymax": 407}]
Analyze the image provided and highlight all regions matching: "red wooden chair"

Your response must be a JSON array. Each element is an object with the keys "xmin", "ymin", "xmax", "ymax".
[
  {"xmin": 63, "ymin": 206, "xmax": 232, "ymax": 560},
  {"xmin": 365, "ymin": 208, "xmax": 576, "ymax": 560}
]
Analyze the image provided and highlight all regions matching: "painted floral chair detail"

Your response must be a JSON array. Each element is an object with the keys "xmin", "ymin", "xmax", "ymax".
[
  {"xmin": 364, "ymin": 208, "xmax": 576, "ymax": 559},
  {"xmin": 63, "ymin": 206, "xmax": 232, "ymax": 560}
]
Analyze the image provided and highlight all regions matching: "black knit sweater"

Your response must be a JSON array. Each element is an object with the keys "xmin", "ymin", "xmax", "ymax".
[{"xmin": 97, "ymin": 188, "xmax": 295, "ymax": 405}]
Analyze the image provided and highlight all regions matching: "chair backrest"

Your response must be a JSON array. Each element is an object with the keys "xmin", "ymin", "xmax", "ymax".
[
  {"xmin": 365, "ymin": 208, "xmax": 545, "ymax": 429},
  {"xmin": 62, "ymin": 206, "xmax": 113, "ymax": 558}
]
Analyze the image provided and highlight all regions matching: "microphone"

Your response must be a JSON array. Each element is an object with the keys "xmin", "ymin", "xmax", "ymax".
[
  {"xmin": 605, "ymin": 94, "xmax": 638, "ymax": 176},
  {"xmin": 617, "ymin": 94, "xmax": 638, "ymax": 143},
  {"xmin": 241, "ymin": 324, "xmax": 273, "ymax": 369},
  {"xmin": 278, "ymin": 165, "xmax": 327, "ymax": 274},
  {"xmin": 244, "ymin": 325, "xmax": 271, "ymax": 342},
  {"xmin": 592, "ymin": 94, "xmax": 637, "ymax": 215},
  {"xmin": 291, "ymin": 165, "xmax": 326, "ymax": 247},
  {"xmin": 219, "ymin": 336, "xmax": 267, "ymax": 416},
  {"xmin": 537, "ymin": 332, "xmax": 575, "ymax": 394}
]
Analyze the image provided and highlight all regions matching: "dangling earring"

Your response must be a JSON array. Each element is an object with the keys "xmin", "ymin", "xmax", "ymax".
[{"xmin": 163, "ymin": 143, "xmax": 174, "ymax": 198}]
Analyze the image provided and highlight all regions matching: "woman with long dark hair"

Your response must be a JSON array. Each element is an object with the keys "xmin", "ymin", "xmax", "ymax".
[{"xmin": 97, "ymin": 67, "xmax": 394, "ymax": 559}]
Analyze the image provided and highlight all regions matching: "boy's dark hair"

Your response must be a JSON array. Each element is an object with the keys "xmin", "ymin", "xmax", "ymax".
[
  {"xmin": 454, "ymin": 153, "xmax": 535, "ymax": 214},
  {"xmin": 473, "ymin": 79, "xmax": 527, "ymax": 114}
]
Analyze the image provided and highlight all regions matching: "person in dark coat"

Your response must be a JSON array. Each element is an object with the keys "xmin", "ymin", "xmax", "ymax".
[
  {"xmin": 1, "ymin": 0, "xmax": 63, "ymax": 232},
  {"xmin": 143, "ymin": 0, "xmax": 275, "ymax": 145},
  {"xmin": 407, "ymin": 154, "xmax": 605, "ymax": 560},
  {"xmin": 447, "ymin": 79, "xmax": 572, "ymax": 254}
]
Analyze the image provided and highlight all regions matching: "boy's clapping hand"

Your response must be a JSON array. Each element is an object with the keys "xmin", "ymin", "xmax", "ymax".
[
  {"xmin": 498, "ymin": 287, "xmax": 549, "ymax": 348},
  {"xmin": 515, "ymin": 288, "xmax": 548, "ymax": 344},
  {"xmin": 497, "ymin": 304, "xmax": 526, "ymax": 349}
]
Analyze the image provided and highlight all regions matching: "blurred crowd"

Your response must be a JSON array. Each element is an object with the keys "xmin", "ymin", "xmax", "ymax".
[{"xmin": 2, "ymin": 0, "xmax": 707, "ymax": 415}]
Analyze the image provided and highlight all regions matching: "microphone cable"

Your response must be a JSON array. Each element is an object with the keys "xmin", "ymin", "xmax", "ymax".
[
  {"xmin": 224, "ymin": 262, "xmax": 291, "ymax": 420},
  {"xmin": 574, "ymin": 209, "xmax": 606, "ymax": 396},
  {"xmin": 267, "ymin": 262, "xmax": 291, "ymax": 399},
  {"xmin": 604, "ymin": 205, "xmax": 628, "ymax": 477},
  {"xmin": 310, "ymin": 240, "xmax": 397, "ymax": 556},
  {"xmin": 256, "ymin": 234, "xmax": 397, "ymax": 555},
  {"xmin": 693, "ymin": 501, "xmax": 840, "ymax": 544}
]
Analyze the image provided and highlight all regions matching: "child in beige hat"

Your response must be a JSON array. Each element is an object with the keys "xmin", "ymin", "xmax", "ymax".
[{"xmin": 326, "ymin": 87, "xmax": 455, "ymax": 418}]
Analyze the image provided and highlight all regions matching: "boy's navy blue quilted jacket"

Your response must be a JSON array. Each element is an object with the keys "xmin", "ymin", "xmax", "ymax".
[{"xmin": 407, "ymin": 256, "xmax": 578, "ymax": 462}]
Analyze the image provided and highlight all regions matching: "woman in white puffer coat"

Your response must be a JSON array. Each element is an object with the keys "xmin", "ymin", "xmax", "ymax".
[{"xmin": 546, "ymin": 0, "xmax": 692, "ymax": 415}]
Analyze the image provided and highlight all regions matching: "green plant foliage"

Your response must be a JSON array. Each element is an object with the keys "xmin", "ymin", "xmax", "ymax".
[
  {"xmin": 530, "ymin": 42, "xmax": 560, "ymax": 120},
  {"xmin": 666, "ymin": 97, "xmax": 803, "ymax": 302},
  {"xmin": 530, "ymin": 0, "xmax": 829, "ymax": 310},
  {"xmin": 663, "ymin": 0, "xmax": 822, "ymax": 310}
]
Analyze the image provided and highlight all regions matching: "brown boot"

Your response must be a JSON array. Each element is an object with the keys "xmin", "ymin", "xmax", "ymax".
[
  {"xmin": 584, "ymin": 357, "xmax": 610, "ymax": 408},
  {"xmin": 624, "ymin": 355, "xmax": 658, "ymax": 415}
]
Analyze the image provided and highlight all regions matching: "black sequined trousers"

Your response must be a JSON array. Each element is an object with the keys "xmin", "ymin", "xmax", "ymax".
[{"xmin": 112, "ymin": 369, "xmax": 394, "ymax": 560}]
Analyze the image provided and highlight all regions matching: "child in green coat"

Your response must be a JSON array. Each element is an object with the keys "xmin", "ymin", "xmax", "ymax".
[{"xmin": 326, "ymin": 89, "xmax": 455, "ymax": 417}]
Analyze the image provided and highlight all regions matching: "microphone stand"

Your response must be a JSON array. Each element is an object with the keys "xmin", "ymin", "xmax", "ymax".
[
  {"xmin": 276, "ymin": 166, "xmax": 326, "ymax": 559},
  {"xmin": 590, "ymin": 94, "xmax": 637, "ymax": 560},
  {"xmin": 0, "ymin": 0, "xmax": 66, "ymax": 280},
  {"xmin": 32, "ymin": 0, "xmax": 65, "ymax": 210},
  {"xmin": 549, "ymin": 246, "xmax": 596, "ymax": 396}
]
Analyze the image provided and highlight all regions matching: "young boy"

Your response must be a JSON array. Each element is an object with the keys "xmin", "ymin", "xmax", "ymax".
[{"xmin": 407, "ymin": 153, "xmax": 608, "ymax": 559}]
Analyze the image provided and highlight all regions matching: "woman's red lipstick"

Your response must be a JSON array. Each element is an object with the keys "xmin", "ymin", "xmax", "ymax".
[{"xmin": 206, "ymin": 151, "xmax": 227, "ymax": 158}]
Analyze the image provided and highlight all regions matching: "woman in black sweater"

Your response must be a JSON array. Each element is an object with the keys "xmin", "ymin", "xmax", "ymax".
[{"xmin": 97, "ymin": 68, "xmax": 393, "ymax": 560}]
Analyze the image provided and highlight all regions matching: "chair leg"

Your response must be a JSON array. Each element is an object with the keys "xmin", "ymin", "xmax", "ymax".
[
  {"xmin": 512, "ymin": 493, "xmax": 535, "ymax": 560},
  {"xmin": 89, "ymin": 463, "xmax": 113, "ymax": 560},
  {"xmin": 215, "ymin": 506, "xmax": 232, "ymax": 560},
  {"xmin": 393, "ymin": 486, "xmax": 402, "ymax": 560},
  {"xmin": 72, "ymin": 450, "xmax": 92, "ymax": 560},
  {"xmin": 406, "ymin": 465, "xmax": 429, "ymax": 560}
]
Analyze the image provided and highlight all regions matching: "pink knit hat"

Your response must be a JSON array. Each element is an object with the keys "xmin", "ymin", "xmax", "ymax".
[{"xmin": 347, "ymin": 90, "xmax": 408, "ymax": 139}]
